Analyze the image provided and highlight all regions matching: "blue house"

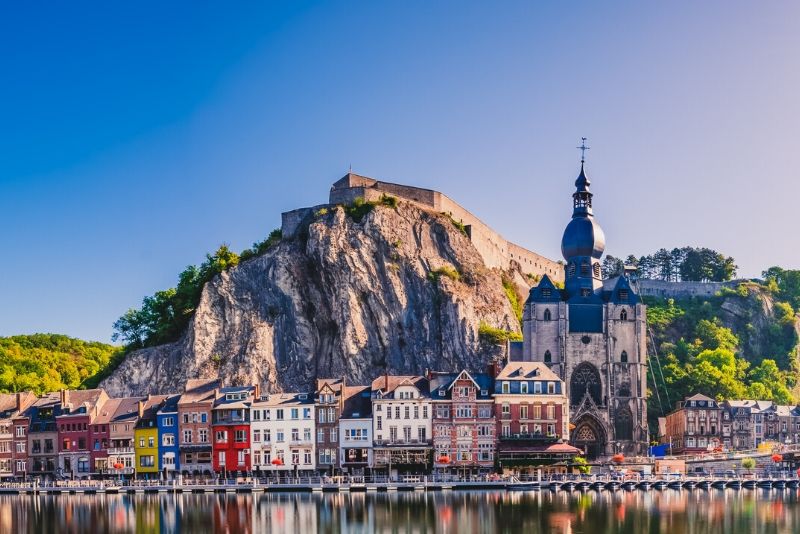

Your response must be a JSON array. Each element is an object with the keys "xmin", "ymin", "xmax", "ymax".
[{"xmin": 157, "ymin": 395, "xmax": 181, "ymax": 479}]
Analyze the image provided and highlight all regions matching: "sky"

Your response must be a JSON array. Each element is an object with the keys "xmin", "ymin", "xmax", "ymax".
[{"xmin": 1, "ymin": 1, "xmax": 798, "ymax": 343}]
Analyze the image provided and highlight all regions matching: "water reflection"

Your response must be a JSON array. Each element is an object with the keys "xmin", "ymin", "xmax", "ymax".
[{"xmin": 1, "ymin": 489, "xmax": 799, "ymax": 533}]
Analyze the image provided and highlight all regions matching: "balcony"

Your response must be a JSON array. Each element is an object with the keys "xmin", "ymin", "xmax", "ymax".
[
  {"xmin": 500, "ymin": 433, "xmax": 558, "ymax": 442},
  {"xmin": 107, "ymin": 447, "xmax": 134, "ymax": 455},
  {"xmin": 373, "ymin": 439, "xmax": 432, "ymax": 447}
]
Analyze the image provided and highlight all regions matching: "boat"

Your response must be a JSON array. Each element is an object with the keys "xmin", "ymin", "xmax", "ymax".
[
  {"xmin": 682, "ymin": 480, "xmax": 696, "ymax": 490},
  {"xmin": 711, "ymin": 480, "xmax": 727, "ymax": 489},
  {"xmin": 653, "ymin": 480, "xmax": 668, "ymax": 490},
  {"xmin": 667, "ymin": 480, "xmax": 683, "ymax": 490},
  {"xmin": 508, "ymin": 482, "xmax": 539, "ymax": 491},
  {"xmin": 622, "ymin": 481, "xmax": 637, "ymax": 491},
  {"xmin": 697, "ymin": 480, "xmax": 711, "ymax": 490}
]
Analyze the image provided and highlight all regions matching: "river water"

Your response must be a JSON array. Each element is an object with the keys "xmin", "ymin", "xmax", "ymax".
[{"xmin": 1, "ymin": 489, "xmax": 798, "ymax": 533}]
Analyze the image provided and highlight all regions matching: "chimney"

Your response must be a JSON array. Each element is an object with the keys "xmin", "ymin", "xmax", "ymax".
[
  {"xmin": 137, "ymin": 400, "xmax": 145, "ymax": 418},
  {"xmin": 60, "ymin": 389, "xmax": 69, "ymax": 407},
  {"xmin": 254, "ymin": 384, "xmax": 260, "ymax": 399},
  {"xmin": 385, "ymin": 373, "xmax": 389, "ymax": 392},
  {"xmin": 487, "ymin": 358, "xmax": 503, "ymax": 379}
]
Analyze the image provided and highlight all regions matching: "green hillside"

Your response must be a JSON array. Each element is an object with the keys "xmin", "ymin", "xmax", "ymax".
[{"xmin": 0, "ymin": 334, "xmax": 124, "ymax": 394}]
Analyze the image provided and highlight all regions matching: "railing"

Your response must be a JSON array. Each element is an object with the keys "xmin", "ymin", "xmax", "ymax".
[
  {"xmin": 107, "ymin": 447, "xmax": 134, "ymax": 455},
  {"xmin": 373, "ymin": 439, "xmax": 432, "ymax": 447}
]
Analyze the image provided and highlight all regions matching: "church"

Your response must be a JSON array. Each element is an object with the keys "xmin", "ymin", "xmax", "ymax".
[{"xmin": 515, "ymin": 156, "xmax": 649, "ymax": 458}]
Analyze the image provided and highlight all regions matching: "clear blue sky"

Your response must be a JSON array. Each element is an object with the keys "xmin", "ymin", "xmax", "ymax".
[{"xmin": 1, "ymin": 2, "xmax": 798, "ymax": 343}]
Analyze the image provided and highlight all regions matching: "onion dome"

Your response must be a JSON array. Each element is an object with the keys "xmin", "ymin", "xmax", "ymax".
[{"xmin": 561, "ymin": 163, "xmax": 606, "ymax": 260}]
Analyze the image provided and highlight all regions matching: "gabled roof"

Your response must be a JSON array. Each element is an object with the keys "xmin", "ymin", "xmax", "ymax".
[
  {"xmin": 252, "ymin": 392, "xmax": 314, "ymax": 407},
  {"xmin": 315, "ymin": 378, "xmax": 344, "ymax": 396},
  {"xmin": 607, "ymin": 274, "xmax": 640, "ymax": 304},
  {"xmin": 0, "ymin": 392, "xmax": 36, "ymax": 418},
  {"xmin": 370, "ymin": 375, "xmax": 429, "ymax": 396},
  {"xmin": 110, "ymin": 397, "xmax": 146, "ymax": 423},
  {"xmin": 213, "ymin": 386, "xmax": 257, "ymax": 409},
  {"xmin": 136, "ymin": 395, "xmax": 169, "ymax": 425},
  {"xmin": 526, "ymin": 275, "xmax": 563, "ymax": 304},
  {"xmin": 58, "ymin": 389, "xmax": 107, "ymax": 416},
  {"xmin": 94, "ymin": 398, "xmax": 123, "ymax": 425},
  {"xmin": 178, "ymin": 379, "xmax": 221, "ymax": 404},
  {"xmin": 158, "ymin": 394, "xmax": 181, "ymax": 414},
  {"xmin": 496, "ymin": 362, "xmax": 561, "ymax": 382},
  {"xmin": 685, "ymin": 393, "xmax": 716, "ymax": 403},
  {"xmin": 428, "ymin": 370, "xmax": 494, "ymax": 400}
]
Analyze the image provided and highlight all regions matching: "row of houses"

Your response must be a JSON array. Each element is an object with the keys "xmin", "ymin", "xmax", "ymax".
[
  {"xmin": 0, "ymin": 361, "xmax": 579, "ymax": 480},
  {"xmin": 661, "ymin": 393, "xmax": 800, "ymax": 454}
]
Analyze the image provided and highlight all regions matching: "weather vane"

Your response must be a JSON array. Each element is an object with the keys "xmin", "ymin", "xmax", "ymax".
[{"xmin": 576, "ymin": 137, "xmax": 590, "ymax": 164}]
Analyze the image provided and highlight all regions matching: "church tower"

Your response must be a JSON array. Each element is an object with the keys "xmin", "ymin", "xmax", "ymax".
[{"xmin": 521, "ymin": 148, "xmax": 648, "ymax": 458}]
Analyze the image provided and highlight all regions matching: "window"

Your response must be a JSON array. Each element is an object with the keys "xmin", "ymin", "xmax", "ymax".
[
  {"xmin": 264, "ymin": 430, "xmax": 271, "ymax": 442},
  {"xmin": 292, "ymin": 450, "xmax": 300, "ymax": 465},
  {"xmin": 200, "ymin": 413, "xmax": 207, "ymax": 424},
  {"xmin": 501, "ymin": 382, "xmax": 510, "ymax": 394},
  {"xmin": 502, "ymin": 403, "xmax": 510, "ymax": 416},
  {"xmin": 317, "ymin": 429, "xmax": 325, "ymax": 443},
  {"xmin": 304, "ymin": 450, "xmax": 312, "ymax": 465},
  {"xmin": 318, "ymin": 410, "xmax": 326, "ymax": 423},
  {"xmin": 215, "ymin": 431, "xmax": 227, "ymax": 443},
  {"xmin": 330, "ymin": 428, "xmax": 337, "ymax": 442},
  {"xmin": 276, "ymin": 409, "xmax": 284, "ymax": 420},
  {"xmin": 182, "ymin": 414, "xmax": 189, "ymax": 424},
  {"xmin": 291, "ymin": 429, "xmax": 299, "ymax": 442},
  {"xmin": 423, "ymin": 406, "xmax": 429, "ymax": 419},
  {"xmin": 395, "ymin": 407, "xmax": 401, "ymax": 419},
  {"xmin": 199, "ymin": 429, "xmax": 208, "ymax": 443},
  {"xmin": 593, "ymin": 263, "xmax": 601, "ymax": 278},
  {"xmin": 235, "ymin": 430, "xmax": 246, "ymax": 443},
  {"xmin": 581, "ymin": 262, "xmax": 590, "ymax": 275},
  {"xmin": 520, "ymin": 405, "xmax": 528, "ymax": 419},
  {"xmin": 291, "ymin": 408, "xmax": 299, "ymax": 420},
  {"xmin": 163, "ymin": 416, "xmax": 175, "ymax": 427},
  {"xmin": 304, "ymin": 428, "xmax": 311, "ymax": 441},
  {"xmin": 404, "ymin": 407, "xmax": 410, "ymax": 419},
  {"xmin": 544, "ymin": 350, "xmax": 552, "ymax": 363},
  {"xmin": 547, "ymin": 404, "xmax": 555, "ymax": 419},
  {"xmin": 184, "ymin": 430, "xmax": 194, "ymax": 444},
  {"xmin": 376, "ymin": 416, "xmax": 382, "ymax": 431},
  {"xmin": 621, "ymin": 351, "xmax": 628, "ymax": 363},
  {"xmin": 620, "ymin": 308, "xmax": 628, "ymax": 320},
  {"xmin": 139, "ymin": 438, "xmax": 145, "ymax": 448},
  {"xmin": 502, "ymin": 424, "xmax": 510, "ymax": 437},
  {"xmin": 534, "ymin": 382, "xmax": 542, "ymax": 394},
  {"xmin": 139, "ymin": 455, "xmax": 155, "ymax": 468},
  {"xmin": 218, "ymin": 451, "xmax": 226, "ymax": 466},
  {"xmin": 521, "ymin": 382, "xmax": 528, "ymax": 394},
  {"xmin": 303, "ymin": 408, "xmax": 311, "ymax": 419},
  {"xmin": 414, "ymin": 406, "xmax": 419, "ymax": 419},
  {"xmin": 328, "ymin": 408, "xmax": 335, "ymax": 421},
  {"xmin": 543, "ymin": 309, "xmax": 552, "ymax": 321},
  {"xmin": 254, "ymin": 430, "xmax": 261, "ymax": 443},
  {"xmin": 547, "ymin": 382, "xmax": 555, "ymax": 394},
  {"xmin": 386, "ymin": 406, "xmax": 392, "ymax": 419},
  {"xmin": 237, "ymin": 450, "xmax": 245, "ymax": 466},
  {"xmin": 15, "ymin": 426, "xmax": 25, "ymax": 438},
  {"xmin": 276, "ymin": 430, "xmax": 285, "ymax": 442}
]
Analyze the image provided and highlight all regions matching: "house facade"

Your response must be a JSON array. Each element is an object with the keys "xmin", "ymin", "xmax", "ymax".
[
  {"xmin": 315, "ymin": 379, "xmax": 344, "ymax": 474},
  {"xmin": 212, "ymin": 386, "xmax": 256, "ymax": 476},
  {"xmin": 0, "ymin": 392, "xmax": 36, "ymax": 480},
  {"xmin": 157, "ymin": 395, "xmax": 181, "ymax": 478},
  {"xmin": 250, "ymin": 393, "xmax": 316, "ymax": 475},
  {"xmin": 56, "ymin": 389, "xmax": 108, "ymax": 479},
  {"xmin": 339, "ymin": 386, "xmax": 372, "ymax": 475},
  {"xmin": 371, "ymin": 375, "xmax": 432, "ymax": 477},
  {"xmin": 429, "ymin": 370, "xmax": 496, "ymax": 475},
  {"xmin": 664, "ymin": 394, "xmax": 722, "ymax": 454},
  {"xmin": 177, "ymin": 379, "xmax": 219, "ymax": 476}
]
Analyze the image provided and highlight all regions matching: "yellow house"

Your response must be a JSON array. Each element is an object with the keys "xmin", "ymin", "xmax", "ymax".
[{"xmin": 134, "ymin": 396, "xmax": 167, "ymax": 478}]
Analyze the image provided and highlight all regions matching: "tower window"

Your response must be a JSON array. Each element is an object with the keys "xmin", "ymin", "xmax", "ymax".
[
  {"xmin": 543, "ymin": 309, "xmax": 552, "ymax": 321},
  {"xmin": 580, "ymin": 262, "xmax": 590, "ymax": 276},
  {"xmin": 544, "ymin": 350, "xmax": 552, "ymax": 363},
  {"xmin": 620, "ymin": 309, "xmax": 628, "ymax": 321},
  {"xmin": 593, "ymin": 263, "xmax": 601, "ymax": 278},
  {"xmin": 621, "ymin": 351, "xmax": 628, "ymax": 363},
  {"xmin": 568, "ymin": 263, "xmax": 576, "ymax": 277}
]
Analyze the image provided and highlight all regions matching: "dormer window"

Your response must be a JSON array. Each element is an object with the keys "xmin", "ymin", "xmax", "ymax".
[
  {"xmin": 543, "ymin": 309, "xmax": 552, "ymax": 321},
  {"xmin": 438, "ymin": 390, "xmax": 445, "ymax": 397}
]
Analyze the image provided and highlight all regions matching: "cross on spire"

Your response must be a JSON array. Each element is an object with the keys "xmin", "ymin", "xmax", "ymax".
[{"xmin": 576, "ymin": 137, "xmax": 590, "ymax": 164}]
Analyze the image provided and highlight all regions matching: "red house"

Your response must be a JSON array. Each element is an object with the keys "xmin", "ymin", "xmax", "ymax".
[
  {"xmin": 211, "ymin": 386, "xmax": 257, "ymax": 476},
  {"xmin": 56, "ymin": 389, "xmax": 108, "ymax": 479}
]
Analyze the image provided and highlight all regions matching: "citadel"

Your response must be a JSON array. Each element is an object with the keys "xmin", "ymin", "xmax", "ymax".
[{"xmin": 284, "ymin": 152, "xmax": 651, "ymax": 459}]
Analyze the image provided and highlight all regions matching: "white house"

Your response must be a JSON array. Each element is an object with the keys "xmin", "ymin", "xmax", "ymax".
[
  {"xmin": 250, "ymin": 393, "xmax": 316, "ymax": 475},
  {"xmin": 339, "ymin": 386, "xmax": 373, "ymax": 475},
  {"xmin": 371, "ymin": 375, "xmax": 432, "ymax": 477}
]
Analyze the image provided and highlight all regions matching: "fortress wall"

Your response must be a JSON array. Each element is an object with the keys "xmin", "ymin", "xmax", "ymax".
[
  {"xmin": 437, "ymin": 193, "xmax": 563, "ymax": 279},
  {"xmin": 286, "ymin": 177, "xmax": 564, "ymax": 280},
  {"xmin": 602, "ymin": 278, "xmax": 736, "ymax": 299}
]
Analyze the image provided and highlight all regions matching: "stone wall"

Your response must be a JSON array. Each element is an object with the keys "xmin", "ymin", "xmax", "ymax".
[
  {"xmin": 321, "ymin": 174, "xmax": 563, "ymax": 280},
  {"xmin": 602, "ymin": 278, "xmax": 738, "ymax": 299}
]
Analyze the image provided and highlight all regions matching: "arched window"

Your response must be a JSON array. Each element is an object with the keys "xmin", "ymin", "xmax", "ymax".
[
  {"xmin": 570, "ymin": 363, "xmax": 603, "ymax": 407},
  {"xmin": 614, "ymin": 407, "xmax": 633, "ymax": 440},
  {"xmin": 544, "ymin": 350, "xmax": 552, "ymax": 363},
  {"xmin": 620, "ymin": 350, "xmax": 628, "ymax": 363},
  {"xmin": 593, "ymin": 263, "xmax": 601, "ymax": 278},
  {"xmin": 543, "ymin": 309, "xmax": 552, "ymax": 321},
  {"xmin": 620, "ymin": 309, "xmax": 628, "ymax": 321}
]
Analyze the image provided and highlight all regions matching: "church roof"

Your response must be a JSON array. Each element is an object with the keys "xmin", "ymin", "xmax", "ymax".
[
  {"xmin": 526, "ymin": 275, "xmax": 564, "ymax": 303},
  {"xmin": 608, "ymin": 275, "xmax": 640, "ymax": 304}
]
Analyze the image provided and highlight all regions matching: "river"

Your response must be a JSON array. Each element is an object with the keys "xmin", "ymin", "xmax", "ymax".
[{"xmin": 1, "ymin": 489, "xmax": 799, "ymax": 533}]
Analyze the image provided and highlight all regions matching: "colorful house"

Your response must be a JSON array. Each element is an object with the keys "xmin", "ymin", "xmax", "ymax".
[
  {"xmin": 429, "ymin": 369, "xmax": 496, "ymax": 475},
  {"xmin": 212, "ymin": 386, "xmax": 257, "ymax": 476},
  {"xmin": 157, "ymin": 395, "xmax": 181, "ymax": 478},
  {"xmin": 108, "ymin": 397, "xmax": 144, "ymax": 479},
  {"xmin": 250, "ymin": 393, "xmax": 316, "ymax": 475},
  {"xmin": 177, "ymin": 379, "xmax": 219, "ymax": 477},
  {"xmin": 25, "ymin": 392, "xmax": 62, "ymax": 480},
  {"xmin": 91, "ymin": 398, "xmax": 122, "ymax": 476},
  {"xmin": 56, "ymin": 389, "xmax": 109, "ymax": 479},
  {"xmin": 134, "ymin": 396, "xmax": 168, "ymax": 479},
  {"xmin": 0, "ymin": 392, "xmax": 37, "ymax": 480},
  {"xmin": 493, "ymin": 361, "xmax": 578, "ymax": 473}
]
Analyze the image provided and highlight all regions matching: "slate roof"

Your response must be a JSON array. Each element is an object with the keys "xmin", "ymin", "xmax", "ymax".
[
  {"xmin": 428, "ymin": 370, "xmax": 494, "ymax": 400},
  {"xmin": 495, "ymin": 362, "xmax": 560, "ymax": 382},
  {"xmin": 341, "ymin": 386, "xmax": 373, "ymax": 419},
  {"xmin": 178, "ymin": 379, "xmax": 221, "ymax": 405},
  {"xmin": 252, "ymin": 393, "xmax": 314, "ymax": 407},
  {"xmin": 370, "ymin": 375, "xmax": 429, "ymax": 396}
]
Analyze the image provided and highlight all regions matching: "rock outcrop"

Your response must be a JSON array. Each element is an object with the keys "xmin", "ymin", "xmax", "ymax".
[{"xmin": 101, "ymin": 202, "xmax": 528, "ymax": 396}]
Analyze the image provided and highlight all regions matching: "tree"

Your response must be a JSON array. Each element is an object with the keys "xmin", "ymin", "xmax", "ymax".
[
  {"xmin": 763, "ymin": 267, "xmax": 800, "ymax": 311},
  {"xmin": 741, "ymin": 457, "xmax": 756, "ymax": 472},
  {"xmin": 602, "ymin": 256, "xmax": 624, "ymax": 279}
]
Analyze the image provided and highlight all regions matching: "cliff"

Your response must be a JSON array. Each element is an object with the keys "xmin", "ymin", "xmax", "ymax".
[{"xmin": 101, "ymin": 201, "xmax": 527, "ymax": 396}]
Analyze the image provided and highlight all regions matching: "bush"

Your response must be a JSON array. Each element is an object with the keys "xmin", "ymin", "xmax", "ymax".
[
  {"xmin": 502, "ymin": 276, "xmax": 523, "ymax": 326},
  {"xmin": 440, "ymin": 212, "xmax": 468, "ymax": 236},
  {"xmin": 478, "ymin": 322, "xmax": 522, "ymax": 344},
  {"xmin": 428, "ymin": 265, "xmax": 461, "ymax": 283}
]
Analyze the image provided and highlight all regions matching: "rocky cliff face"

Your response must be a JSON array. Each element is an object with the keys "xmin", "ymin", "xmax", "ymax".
[{"xmin": 101, "ymin": 202, "xmax": 527, "ymax": 396}]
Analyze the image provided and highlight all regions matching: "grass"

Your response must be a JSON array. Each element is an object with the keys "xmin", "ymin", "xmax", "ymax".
[
  {"xmin": 428, "ymin": 265, "xmax": 461, "ymax": 283},
  {"xmin": 478, "ymin": 322, "xmax": 523, "ymax": 344}
]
